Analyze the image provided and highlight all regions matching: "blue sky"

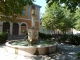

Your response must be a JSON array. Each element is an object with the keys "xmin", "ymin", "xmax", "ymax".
[{"xmin": 34, "ymin": 0, "xmax": 46, "ymax": 13}]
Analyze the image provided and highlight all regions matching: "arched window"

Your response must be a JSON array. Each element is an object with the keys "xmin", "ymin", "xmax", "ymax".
[
  {"xmin": 21, "ymin": 23, "xmax": 27, "ymax": 35},
  {"xmin": 21, "ymin": 23, "xmax": 26, "ymax": 26},
  {"xmin": 3, "ymin": 22, "xmax": 10, "ymax": 33},
  {"xmin": 13, "ymin": 23, "xmax": 19, "ymax": 35}
]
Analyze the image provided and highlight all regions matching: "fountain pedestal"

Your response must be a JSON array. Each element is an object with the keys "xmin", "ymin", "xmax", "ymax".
[{"xmin": 28, "ymin": 27, "xmax": 39, "ymax": 44}]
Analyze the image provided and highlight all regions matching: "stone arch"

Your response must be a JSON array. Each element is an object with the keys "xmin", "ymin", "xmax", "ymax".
[
  {"xmin": 3, "ymin": 22, "xmax": 10, "ymax": 33},
  {"xmin": 21, "ymin": 22, "xmax": 28, "ymax": 29},
  {"xmin": 21, "ymin": 22, "xmax": 28, "ymax": 35},
  {"xmin": 13, "ymin": 23, "xmax": 19, "ymax": 35}
]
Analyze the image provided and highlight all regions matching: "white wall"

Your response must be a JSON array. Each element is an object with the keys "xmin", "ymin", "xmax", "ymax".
[
  {"xmin": 39, "ymin": 26, "xmax": 80, "ymax": 35},
  {"xmin": 39, "ymin": 25, "xmax": 61, "ymax": 34},
  {"xmin": 73, "ymin": 28, "xmax": 80, "ymax": 35},
  {"xmin": 39, "ymin": 25, "xmax": 53, "ymax": 34}
]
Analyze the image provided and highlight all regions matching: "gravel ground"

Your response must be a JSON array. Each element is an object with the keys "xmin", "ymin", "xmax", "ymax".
[{"xmin": 0, "ymin": 43, "xmax": 80, "ymax": 60}]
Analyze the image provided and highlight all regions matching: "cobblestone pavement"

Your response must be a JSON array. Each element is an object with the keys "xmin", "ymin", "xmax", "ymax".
[{"xmin": 0, "ymin": 43, "xmax": 80, "ymax": 60}]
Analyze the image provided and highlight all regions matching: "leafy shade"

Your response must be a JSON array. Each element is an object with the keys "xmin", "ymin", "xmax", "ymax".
[
  {"xmin": 75, "ymin": 20, "xmax": 80, "ymax": 31},
  {"xmin": 0, "ymin": 0, "xmax": 35, "ymax": 21},
  {"xmin": 41, "ymin": 2, "xmax": 74, "ymax": 33},
  {"xmin": 74, "ymin": 7, "xmax": 80, "ymax": 31},
  {"xmin": 46, "ymin": 0, "xmax": 80, "ymax": 12}
]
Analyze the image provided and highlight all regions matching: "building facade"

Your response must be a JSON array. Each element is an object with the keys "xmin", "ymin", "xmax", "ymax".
[
  {"xmin": 39, "ymin": 25, "xmax": 73, "ymax": 35},
  {"xmin": 0, "ymin": 4, "xmax": 41, "ymax": 35}
]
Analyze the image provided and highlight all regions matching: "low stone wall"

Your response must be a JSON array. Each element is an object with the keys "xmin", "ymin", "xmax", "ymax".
[{"xmin": 5, "ymin": 41, "xmax": 57, "ymax": 56}]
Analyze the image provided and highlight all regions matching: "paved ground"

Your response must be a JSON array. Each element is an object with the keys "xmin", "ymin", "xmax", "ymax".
[{"xmin": 0, "ymin": 43, "xmax": 80, "ymax": 60}]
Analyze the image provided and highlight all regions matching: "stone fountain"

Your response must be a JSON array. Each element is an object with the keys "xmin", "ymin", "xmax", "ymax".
[
  {"xmin": 5, "ymin": 5, "xmax": 57, "ymax": 56},
  {"xmin": 28, "ymin": 5, "xmax": 38, "ymax": 44}
]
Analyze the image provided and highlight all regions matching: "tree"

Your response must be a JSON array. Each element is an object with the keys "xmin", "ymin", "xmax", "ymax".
[
  {"xmin": 46, "ymin": 0, "xmax": 80, "ymax": 12},
  {"xmin": 74, "ymin": 7, "xmax": 80, "ymax": 31},
  {"xmin": 41, "ymin": 2, "xmax": 74, "ymax": 33},
  {"xmin": 0, "ymin": 0, "xmax": 35, "ymax": 21}
]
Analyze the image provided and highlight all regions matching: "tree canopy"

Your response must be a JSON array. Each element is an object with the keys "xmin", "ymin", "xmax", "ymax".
[
  {"xmin": 46, "ymin": 0, "xmax": 80, "ymax": 12},
  {"xmin": 0, "ymin": 0, "xmax": 35, "ymax": 21},
  {"xmin": 41, "ymin": 2, "xmax": 75, "ymax": 33},
  {"xmin": 74, "ymin": 7, "xmax": 80, "ymax": 31}
]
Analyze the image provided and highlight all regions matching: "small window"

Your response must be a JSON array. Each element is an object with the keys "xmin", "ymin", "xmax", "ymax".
[{"xmin": 22, "ymin": 9, "xmax": 26, "ymax": 16}]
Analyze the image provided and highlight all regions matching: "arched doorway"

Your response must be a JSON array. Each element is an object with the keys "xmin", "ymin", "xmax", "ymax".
[
  {"xmin": 13, "ymin": 23, "xmax": 19, "ymax": 35},
  {"xmin": 3, "ymin": 22, "xmax": 10, "ymax": 33},
  {"xmin": 21, "ymin": 23, "xmax": 27, "ymax": 35}
]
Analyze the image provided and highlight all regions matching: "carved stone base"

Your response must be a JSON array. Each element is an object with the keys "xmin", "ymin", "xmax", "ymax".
[{"xmin": 28, "ymin": 28, "xmax": 39, "ymax": 44}]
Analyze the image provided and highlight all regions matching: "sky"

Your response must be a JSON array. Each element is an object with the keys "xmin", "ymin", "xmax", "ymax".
[{"xmin": 34, "ymin": 0, "xmax": 46, "ymax": 14}]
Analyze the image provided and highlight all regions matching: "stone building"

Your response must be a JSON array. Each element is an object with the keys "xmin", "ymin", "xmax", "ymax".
[{"xmin": 0, "ymin": 4, "xmax": 41, "ymax": 36}]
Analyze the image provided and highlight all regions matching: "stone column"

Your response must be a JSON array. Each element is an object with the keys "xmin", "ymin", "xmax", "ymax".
[
  {"xmin": 32, "ymin": 15, "xmax": 35, "ymax": 27},
  {"xmin": 28, "ymin": 5, "xmax": 39, "ymax": 44},
  {"xmin": 71, "ymin": 28, "xmax": 73, "ymax": 34},
  {"xmin": 31, "ymin": 6, "xmax": 35, "ymax": 28},
  {"xmin": 0, "ymin": 22, "xmax": 3, "ymax": 32},
  {"xmin": 10, "ymin": 23, "xmax": 13, "ymax": 35},
  {"xmin": 19, "ymin": 23, "xmax": 21, "ymax": 35}
]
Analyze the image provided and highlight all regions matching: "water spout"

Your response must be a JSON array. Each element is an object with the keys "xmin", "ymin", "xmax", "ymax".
[{"xmin": 24, "ymin": 35, "xmax": 28, "ymax": 40}]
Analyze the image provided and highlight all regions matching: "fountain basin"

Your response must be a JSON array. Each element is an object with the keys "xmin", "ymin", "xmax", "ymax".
[{"xmin": 5, "ymin": 40, "xmax": 57, "ymax": 56}]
